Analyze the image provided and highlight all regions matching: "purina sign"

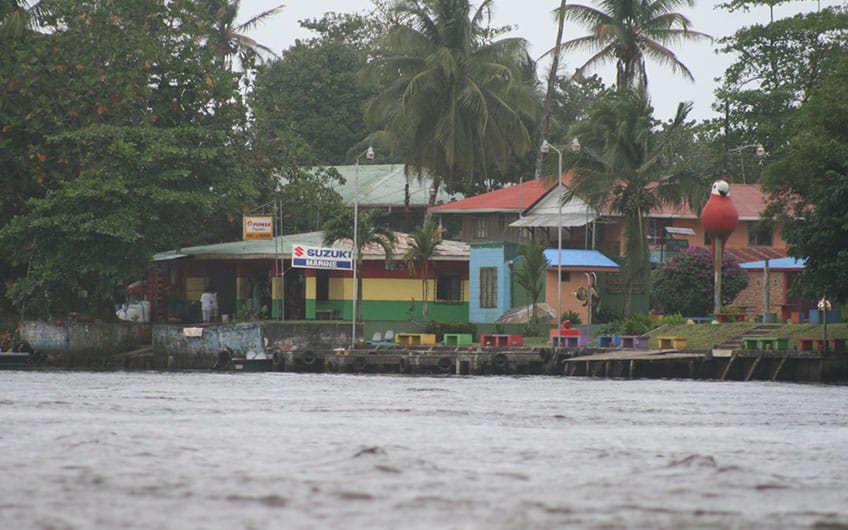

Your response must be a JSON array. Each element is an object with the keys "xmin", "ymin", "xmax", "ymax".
[
  {"xmin": 291, "ymin": 244, "xmax": 353, "ymax": 271},
  {"xmin": 243, "ymin": 216, "xmax": 274, "ymax": 240}
]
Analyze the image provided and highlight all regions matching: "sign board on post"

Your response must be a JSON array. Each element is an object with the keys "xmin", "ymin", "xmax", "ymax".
[
  {"xmin": 243, "ymin": 216, "xmax": 274, "ymax": 240},
  {"xmin": 291, "ymin": 244, "xmax": 353, "ymax": 271}
]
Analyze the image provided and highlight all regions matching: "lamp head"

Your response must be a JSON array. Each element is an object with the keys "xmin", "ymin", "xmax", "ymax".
[
  {"xmin": 365, "ymin": 146, "xmax": 375, "ymax": 160},
  {"xmin": 570, "ymin": 137, "xmax": 581, "ymax": 153},
  {"xmin": 540, "ymin": 140, "xmax": 551, "ymax": 154},
  {"xmin": 755, "ymin": 144, "xmax": 766, "ymax": 157}
]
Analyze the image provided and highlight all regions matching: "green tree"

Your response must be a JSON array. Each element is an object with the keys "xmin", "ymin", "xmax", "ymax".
[
  {"xmin": 714, "ymin": 7, "xmax": 848, "ymax": 171},
  {"xmin": 513, "ymin": 239, "xmax": 549, "ymax": 328},
  {"xmin": 535, "ymin": 0, "xmax": 569, "ymax": 178},
  {"xmin": 762, "ymin": 54, "xmax": 848, "ymax": 300},
  {"xmin": 201, "ymin": 0, "xmax": 285, "ymax": 68},
  {"xmin": 403, "ymin": 221, "xmax": 443, "ymax": 325},
  {"xmin": 323, "ymin": 209, "xmax": 397, "ymax": 321},
  {"xmin": 558, "ymin": 0, "xmax": 710, "ymax": 91},
  {"xmin": 567, "ymin": 89, "xmax": 700, "ymax": 313},
  {"xmin": 365, "ymin": 0, "xmax": 541, "ymax": 203},
  {"xmin": 652, "ymin": 247, "xmax": 748, "ymax": 316},
  {"xmin": 250, "ymin": 17, "xmax": 379, "ymax": 165},
  {"xmin": 0, "ymin": 0, "xmax": 253, "ymax": 318}
]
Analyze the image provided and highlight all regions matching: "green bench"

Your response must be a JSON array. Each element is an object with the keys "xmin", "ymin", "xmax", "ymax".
[
  {"xmin": 742, "ymin": 336, "xmax": 789, "ymax": 350},
  {"xmin": 443, "ymin": 333, "xmax": 473, "ymax": 346}
]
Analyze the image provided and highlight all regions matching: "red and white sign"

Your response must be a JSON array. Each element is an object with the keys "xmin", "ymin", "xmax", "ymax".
[{"xmin": 243, "ymin": 216, "xmax": 274, "ymax": 240}]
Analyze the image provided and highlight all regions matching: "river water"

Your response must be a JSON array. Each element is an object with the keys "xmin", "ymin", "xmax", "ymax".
[{"xmin": 1, "ymin": 372, "xmax": 847, "ymax": 530}]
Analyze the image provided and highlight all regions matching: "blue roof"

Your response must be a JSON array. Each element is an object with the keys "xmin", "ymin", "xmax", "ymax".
[
  {"xmin": 740, "ymin": 257, "xmax": 806, "ymax": 270},
  {"xmin": 542, "ymin": 249, "xmax": 620, "ymax": 269}
]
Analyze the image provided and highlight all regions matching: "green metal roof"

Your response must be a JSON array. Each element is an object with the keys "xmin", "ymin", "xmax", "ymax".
[
  {"xmin": 154, "ymin": 230, "xmax": 469, "ymax": 262},
  {"xmin": 329, "ymin": 164, "xmax": 463, "ymax": 207}
]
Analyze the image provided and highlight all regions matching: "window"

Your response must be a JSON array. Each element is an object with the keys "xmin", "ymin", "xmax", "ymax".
[
  {"xmin": 480, "ymin": 267, "xmax": 497, "ymax": 308},
  {"xmin": 748, "ymin": 222, "xmax": 773, "ymax": 246},
  {"xmin": 437, "ymin": 272, "xmax": 462, "ymax": 301},
  {"xmin": 559, "ymin": 270, "xmax": 571, "ymax": 282},
  {"xmin": 474, "ymin": 217, "xmax": 488, "ymax": 239},
  {"xmin": 316, "ymin": 270, "xmax": 329, "ymax": 301}
]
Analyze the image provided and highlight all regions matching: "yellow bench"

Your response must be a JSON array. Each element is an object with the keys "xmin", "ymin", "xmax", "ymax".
[
  {"xmin": 656, "ymin": 336, "xmax": 687, "ymax": 349},
  {"xmin": 395, "ymin": 333, "xmax": 437, "ymax": 346}
]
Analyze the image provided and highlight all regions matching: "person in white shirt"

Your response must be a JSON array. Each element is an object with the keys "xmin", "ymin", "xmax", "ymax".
[{"xmin": 200, "ymin": 287, "xmax": 218, "ymax": 323}]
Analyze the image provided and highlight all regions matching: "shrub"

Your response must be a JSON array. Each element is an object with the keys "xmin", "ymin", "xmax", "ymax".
[
  {"xmin": 651, "ymin": 247, "xmax": 748, "ymax": 316},
  {"xmin": 560, "ymin": 310, "xmax": 582, "ymax": 326},
  {"xmin": 426, "ymin": 320, "xmax": 478, "ymax": 341},
  {"xmin": 599, "ymin": 313, "xmax": 657, "ymax": 336}
]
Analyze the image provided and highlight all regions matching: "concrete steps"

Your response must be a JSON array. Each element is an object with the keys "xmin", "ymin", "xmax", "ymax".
[{"xmin": 716, "ymin": 323, "xmax": 784, "ymax": 351}]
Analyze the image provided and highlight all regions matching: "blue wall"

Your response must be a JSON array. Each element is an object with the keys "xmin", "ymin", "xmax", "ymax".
[{"xmin": 469, "ymin": 243, "xmax": 518, "ymax": 323}]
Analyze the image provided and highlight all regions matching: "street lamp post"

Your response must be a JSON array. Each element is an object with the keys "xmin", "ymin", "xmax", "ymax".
[
  {"xmin": 541, "ymin": 139, "xmax": 580, "ymax": 353},
  {"xmin": 352, "ymin": 146, "xmax": 374, "ymax": 348},
  {"xmin": 818, "ymin": 296, "xmax": 832, "ymax": 354},
  {"xmin": 541, "ymin": 140, "xmax": 563, "ymax": 352}
]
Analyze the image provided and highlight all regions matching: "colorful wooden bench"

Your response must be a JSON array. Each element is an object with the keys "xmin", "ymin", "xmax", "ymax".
[
  {"xmin": 480, "ymin": 334, "xmax": 523, "ymax": 347},
  {"xmin": 620, "ymin": 335, "xmax": 649, "ymax": 349},
  {"xmin": 798, "ymin": 337, "xmax": 846, "ymax": 353},
  {"xmin": 443, "ymin": 333, "xmax": 473, "ymax": 346},
  {"xmin": 742, "ymin": 336, "xmax": 789, "ymax": 350},
  {"xmin": 656, "ymin": 336, "xmax": 687, "ymax": 349},
  {"xmin": 395, "ymin": 333, "xmax": 437, "ymax": 346}
]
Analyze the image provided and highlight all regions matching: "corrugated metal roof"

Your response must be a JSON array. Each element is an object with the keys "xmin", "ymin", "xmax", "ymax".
[
  {"xmin": 153, "ymin": 231, "xmax": 469, "ymax": 262},
  {"xmin": 725, "ymin": 246, "xmax": 788, "ymax": 263},
  {"xmin": 509, "ymin": 187, "xmax": 597, "ymax": 227},
  {"xmin": 649, "ymin": 183, "xmax": 770, "ymax": 221},
  {"xmin": 328, "ymin": 165, "xmax": 463, "ymax": 207},
  {"xmin": 431, "ymin": 179, "xmax": 772, "ymax": 222},
  {"xmin": 542, "ymin": 249, "xmax": 620, "ymax": 270},
  {"xmin": 429, "ymin": 177, "xmax": 556, "ymax": 213}
]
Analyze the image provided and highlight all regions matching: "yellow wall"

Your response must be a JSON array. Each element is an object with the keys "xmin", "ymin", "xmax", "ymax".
[{"xmin": 304, "ymin": 276, "xmax": 469, "ymax": 302}]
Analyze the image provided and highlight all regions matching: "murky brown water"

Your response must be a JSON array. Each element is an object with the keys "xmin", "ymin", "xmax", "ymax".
[{"xmin": 1, "ymin": 372, "xmax": 847, "ymax": 529}]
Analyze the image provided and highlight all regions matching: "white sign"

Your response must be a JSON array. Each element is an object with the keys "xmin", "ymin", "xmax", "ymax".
[
  {"xmin": 291, "ymin": 244, "xmax": 353, "ymax": 271},
  {"xmin": 243, "ymin": 216, "xmax": 274, "ymax": 240}
]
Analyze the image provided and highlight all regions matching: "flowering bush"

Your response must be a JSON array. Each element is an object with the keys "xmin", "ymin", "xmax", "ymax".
[{"xmin": 651, "ymin": 247, "xmax": 748, "ymax": 316}]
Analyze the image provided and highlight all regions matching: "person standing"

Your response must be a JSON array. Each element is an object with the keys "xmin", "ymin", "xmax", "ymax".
[{"xmin": 201, "ymin": 286, "xmax": 218, "ymax": 323}]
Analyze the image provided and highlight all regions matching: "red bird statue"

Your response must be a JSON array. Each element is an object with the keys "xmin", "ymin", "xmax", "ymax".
[
  {"xmin": 700, "ymin": 179, "xmax": 739, "ymax": 316},
  {"xmin": 701, "ymin": 180, "xmax": 739, "ymax": 240}
]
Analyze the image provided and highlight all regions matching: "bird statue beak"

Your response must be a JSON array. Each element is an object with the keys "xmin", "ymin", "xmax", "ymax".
[{"xmin": 719, "ymin": 190, "xmax": 728, "ymax": 197}]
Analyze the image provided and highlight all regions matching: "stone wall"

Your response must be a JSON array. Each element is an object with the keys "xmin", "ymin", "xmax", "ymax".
[{"xmin": 20, "ymin": 319, "xmax": 151, "ymax": 355}]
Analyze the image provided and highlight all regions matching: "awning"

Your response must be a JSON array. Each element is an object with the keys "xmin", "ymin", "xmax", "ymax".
[
  {"xmin": 740, "ymin": 257, "xmax": 806, "ymax": 271},
  {"xmin": 542, "ymin": 249, "xmax": 620, "ymax": 269},
  {"xmin": 509, "ymin": 212, "xmax": 597, "ymax": 228}
]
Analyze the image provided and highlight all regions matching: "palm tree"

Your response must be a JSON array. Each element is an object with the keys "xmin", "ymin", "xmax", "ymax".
[
  {"xmin": 0, "ymin": 0, "xmax": 50, "ymax": 38},
  {"xmin": 557, "ymin": 0, "xmax": 710, "ymax": 90},
  {"xmin": 535, "ymin": 0, "xmax": 569, "ymax": 179},
  {"xmin": 323, "ymin": 209, "xmax": 397, "ymax": 322},
  {"xmin": 403, "ymin": 221, "xmax": 444, "ymax": 326},
  {"xmin": 365, "ymin": 0, "xmax": 542, "ymax": 204},
  {"xmin": 567, "ymin": 88, "xmax": 700, "ymax": 312},
  {"xmin": 202, "ymin": 0, "xmax": 285, "ymax": 68},
  {"xmin": 513, "ymin": 238, "xmax": 550, "ymax": 329}
]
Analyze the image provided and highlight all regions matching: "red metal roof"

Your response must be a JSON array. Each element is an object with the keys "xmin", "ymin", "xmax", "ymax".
[
  {"xmin": 429, "ymin": 175, "xmax": 571, "ymax": 214},
  {"xmin": 430, "ymin": 179, "xmax": 769, "ymax": 221},
  {"xmin": 649, "ymin": 184, "xmax": 770, "ymax": 221}
]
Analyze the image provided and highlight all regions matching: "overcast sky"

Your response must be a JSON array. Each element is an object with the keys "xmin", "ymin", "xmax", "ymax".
[{"xmin": 239, "ymin": 0, "xmax": 839, "ymax": 121}]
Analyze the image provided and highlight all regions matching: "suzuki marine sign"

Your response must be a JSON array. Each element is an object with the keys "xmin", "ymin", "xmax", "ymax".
[
  {"xmin": 291, "ymin": 244, "xmax": 353, "ymax": 271},
  {"xmin": 243, "ymin": 216, "xmax": 274, "ymax": 240}
]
